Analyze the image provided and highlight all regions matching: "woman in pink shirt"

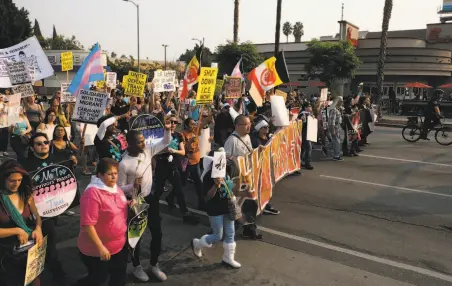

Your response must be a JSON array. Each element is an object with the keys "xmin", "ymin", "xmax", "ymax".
[{"xmin": 77, "ymin": 158, "xmax": 129, "ymax": 286}]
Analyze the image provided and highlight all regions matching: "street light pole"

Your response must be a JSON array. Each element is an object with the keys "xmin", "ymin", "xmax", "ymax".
[
  {"xmin": 162, "ymin": 44, "xmax": 169, "ymax": 69},
  {"xmin": 191, "ymin": 37, "xmax": 205, "ymax": 65},
  {"xmin": 123, "ymin": 0, "xmax": 140, "ymax": 72}
]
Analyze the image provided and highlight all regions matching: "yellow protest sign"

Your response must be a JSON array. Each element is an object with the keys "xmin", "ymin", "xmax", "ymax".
[
  {"xmin": 96, "ymin": 71, "xmax": 107, "ymax": 90},
  {"xmin": 196, "ymin": 67, "xmax": 218, "ymax": 105},
  {"xmin": 122, "ymin": 75, "xmax": 129, "ymax": 88},
  {"xmin": 125, "ymin": 71, "xmax": 147, "ymax": 97},
  {"xmin": 61, "ymin": 52, "xmax": 73, "ymax": 72}
]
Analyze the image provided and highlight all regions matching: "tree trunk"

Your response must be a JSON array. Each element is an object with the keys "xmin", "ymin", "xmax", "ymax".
[
  {"xmin": 233, "ymin": 0, "xmax": 240, "ymax": 44},
  {"xmin": 294, "ymin": 35, "xmax": 301, "ymax": 43},
  {"xmin": 286, "ymin": 35, "xmax": 289, "ymax": 43},
  {"xmin": 274, "ymin": 0, "xmax": 282, "ymax": 56},
  {"xmin": 375, "ymin": 0, "xmax": 393, "ymax": 120}
]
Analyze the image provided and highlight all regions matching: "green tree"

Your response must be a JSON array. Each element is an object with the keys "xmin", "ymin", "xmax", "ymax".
[
  {"xmin": 233, "ymin": 0, "xmax": 240, "ymax": 43},
  {"xmin": 282, "ymin": 22, "xmax": 293, "ymax": 43},
  {"xmin": 293, "ymin": 22, "xmax": 304, "ymax": 42},
  {"xmin": 32, "ymin": 19, "xmax": 47, "ymax": 48},
  {"xmin": 178, "ymin": 44, "xmax": 213, "ymax": 67},
  {"xmin": 108, "ymin": 56, "xmax": 136, "ymax": 80},
  {"xmin": 44, "ymin": 35, "xmax": 83, "ymax": 50},
  {"xmin": 305, "ymin": 39, "xmax": 361, "ymax": 86},
  {"xmin": 375, "ymin": 0, "xmax": 393, "ymax": 119},
  {"xmin": 51, "ymin": 25, "xmax": 58, "ymax": 49},
  {"xmin": 216, "ymin": 41, "xmax": 263, "ymax": 75},
  {"xmin": 0, "ymin": 0, "xmax": 32, "ymax": 49},
  {"xmin": 111, "ymin": 52, "xmax": 117, "ymax": 58}
]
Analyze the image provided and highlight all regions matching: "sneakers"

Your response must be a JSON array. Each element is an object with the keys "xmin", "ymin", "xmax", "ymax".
[
  {"xmin": 304, "ymin": 164, "xmax": 314, "ymax": 170},
  {"xmin": 2, "ymin": 152, "xmax": 8, "ymax": 156},
  {"xmin": 242, "ymin": 226, "xmax": 263, "ymax": 240},
  {"xmin": 133, "ymin": 265, "xmax": 149, "ymax": 282},
  {"xmin": 332, "ymin": 157, "xmax": 344, "ymax": 161},
  {"xmin": 150, "ymin": 264, "xmax": 167, "ymax": 282},
  {"xmin": 263, "ymin": 205, "xmax": 280, "ymax": 215},
  {"xmin": 322, "ymin": 147, "xmax": 328, "ymax": 156}
]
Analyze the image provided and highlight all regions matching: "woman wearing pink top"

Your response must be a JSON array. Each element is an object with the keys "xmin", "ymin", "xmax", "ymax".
[{"xmin": 76, "ymin": 158, "xmax": 129, "ymax": 286}]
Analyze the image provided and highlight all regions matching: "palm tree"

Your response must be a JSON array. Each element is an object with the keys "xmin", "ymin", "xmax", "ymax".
[
  {"xmin": 274, "ymin": 0, "xmax": 282, "ymax": 55},
  {"xmin": 293, "ymin": 22, "xmax": 304, "ymax": 42},
  {"xmin": 233, "ymin": 0, "xmax": 240, "ymax": 43},
  {"xmin": 282, "ymin": 22, "xmax": 293, "ymax": 43},
  {"xmin": 375, "ymin": 0, "xmax": 393, "ymax": 119},
  {"xmin": 111, "ymin": 52, "xmax": 117, "ymax": 58}
]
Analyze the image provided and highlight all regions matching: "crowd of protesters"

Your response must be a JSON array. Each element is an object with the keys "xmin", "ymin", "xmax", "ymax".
[{"xmin": 0, "ymin": 81, "xmax": 377, "ymax": 285}]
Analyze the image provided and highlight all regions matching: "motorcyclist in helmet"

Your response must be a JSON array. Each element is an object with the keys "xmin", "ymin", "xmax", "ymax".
[{"xmin": 421, "ymin": 89, "xmax": 444, "ymax": 140}]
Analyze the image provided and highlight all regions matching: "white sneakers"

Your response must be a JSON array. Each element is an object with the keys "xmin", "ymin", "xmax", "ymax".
[
  {"xmin": 191, "ymin": 235, "xmax": 212, "ymax": 258},
  {"xmin": 133, "ymin": 264, "xmax": 167, "ymax": 282},
  {"xmin": 222, "ymin": 242, "xmax": 241, "ymax": 268}
]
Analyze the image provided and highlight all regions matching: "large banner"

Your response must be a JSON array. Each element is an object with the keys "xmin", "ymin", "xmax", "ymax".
[
  {"xmin": 236, "ymin": 120, "xmax": 302, "ymax": 214},
  {"xmin": 0, "ymin": 36, "xmax": 54, "ymax": 87},
  {"xmin": 72, "ymin": 89, "xmax": 108, "ymax": 124}
]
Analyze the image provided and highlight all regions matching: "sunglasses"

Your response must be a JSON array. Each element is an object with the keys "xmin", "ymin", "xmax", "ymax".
[
  {"xmin": 34, "ymin": 140, "xmax": 49, "ymax": 146},
  {"xmin": 170, "ymin": 120, "xmax": 178, "ymax": 125}
]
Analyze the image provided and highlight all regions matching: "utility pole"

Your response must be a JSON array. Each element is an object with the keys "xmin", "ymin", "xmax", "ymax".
[
  {"xmin": 123, "ymin": 0, "xmax": 140, "ymax": 72},
  {"xmin": 162, "ymin": 44, "xmax": 169, "ymax": 69},
  {"xmin": 275, "ymin": 0, "xmax": 282, "ymax": 56}
]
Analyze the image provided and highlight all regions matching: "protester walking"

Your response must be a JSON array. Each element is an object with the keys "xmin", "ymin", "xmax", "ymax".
[
  {"xmin": 36, "ymin": 109, "xmax": 57, "ymax": 140},
  {"xmin": 299, "ymin": 102, "xmax": 314, "ymax": 170},
  {"xmin": 94, "ymin": 114, "xmax": 129, "ymax": 162},
  {"xmin": 328, "ymin": 97, "xmax": 344, "ymax": 161}
]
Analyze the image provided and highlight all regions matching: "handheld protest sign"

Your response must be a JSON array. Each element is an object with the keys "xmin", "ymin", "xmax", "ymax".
[
  {"xmin": 6, "ymin": 93, "xmax": 21, "ymax": 126},
  {"xmin": 211, "ymin": 151, "xmax": 227, "ymax": 178},
  {"xmin": 225, "ymin": 77, "xmax": 242, "ymax": 99},
  {"xmin": 128, "ymin": 203, "xmax": 149, "ymax": 249},
  {"xmin": 306, "ymin": 116, "xmax": 318, "ymax": 143},
  {"xmin": 11, "ymin": 83, "xmax": 34, "ymax": 98},
  {"xmin": 196, "ymin": 67, "xmax": 218, "ymax": 105},
  {"xmin": 32, "ymin": 164, "xmax": 78, "ymax": 217},
  {"xmin": 270, "ymin": 95, "xmax": 290, "ymax": 126},
  {"xmin": 71, "ymin": 89, "xmax": 109, "ymax": 124},
  {"xmin": 320, "ymin": 88, "xmax": 328, "ymax": 102},
  {"xmin": 129, "ymin": 114, "xmax": 164, "ymax": 145},
  {"xmin": 61, "ymin": 51, "xmax": 73, "ymax": 72}
]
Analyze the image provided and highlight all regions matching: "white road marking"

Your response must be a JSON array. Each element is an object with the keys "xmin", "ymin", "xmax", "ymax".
[
  {"xmin": 159, "ymin": 200, "xmax": 452, "ymax": 282},
  {"xmin": 320, "ymin": 175, "xmax": 452, "ymax": 199},
  {"xmin": 359, "ymin": 154, "xmax": 452, "ymax": 168}
]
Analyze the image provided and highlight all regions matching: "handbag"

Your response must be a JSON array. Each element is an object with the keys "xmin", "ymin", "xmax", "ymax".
[{"xmin": 227, "ymin": 195, "xmax": 242, "ymax": 221}]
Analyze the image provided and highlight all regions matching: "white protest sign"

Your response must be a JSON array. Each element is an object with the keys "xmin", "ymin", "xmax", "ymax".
[
  {"xmin": 153, "ymin": 70, "xmax": 176, "ymax": 92},
  {"xmin": 211, "ymin": 151, "xmax": 227, "ymax": 179},
  {"xmin": 7, "ymin": 93, "xmax": 21, "ymax": 126},
  {"xmin": 6, "ymin": 61, "xmax": 31, "ymax": 85},
  {"xmin": 199, "ymin": 127, "xmax": 211, "ymax": 158},
  {"xmin": 320, "ymin": 88, "xmax": 328, "ymax": 102},
  {"xmin": 11, "ymin": 83, "xmax": 34, "ymax": 98},
  {"xmin": 24, "ymin": 236, "xmax": 47, "ymax": 286},
  {"xmin": 270, "ymin": 95, "xmax": 290, "ymax": 126},
  {"xmin": 106, "ymin": 72, "xmax": 117, "ymax": 88},
  {"xmin": 307, "ymin": 116, "xmax": 318, "ymax": 143},
  {"xmin": 0, "ymin": 36, "xmax": 54, "ymax": 88},
  {"xmin": 61, "ymin": 83, "xmax": 75, "ymax": 103},
  {"xmin": 71, "ymin": 89, "xmax": 108, "ymax": 124},
  {"xmin": 79, "ymin": 123, "xmax": 99, "ymax": 146}
]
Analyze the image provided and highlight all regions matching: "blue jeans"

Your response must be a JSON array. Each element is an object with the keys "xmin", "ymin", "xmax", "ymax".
[
  {"xmin": 301, "ymin": 140, "xmax": 312, "ymax": 165},
  {"xmin": 206, "ymin": 214, "xmax": 235, "ymax": 244},
  {"xmin": 331, "ymin": 131, "xmax": 341, "ymax": 158}
]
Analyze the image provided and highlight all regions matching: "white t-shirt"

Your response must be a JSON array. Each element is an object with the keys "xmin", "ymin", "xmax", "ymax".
[{"xmin": 224, "ymin": 131, "xmax": 253, "ymax": 157}]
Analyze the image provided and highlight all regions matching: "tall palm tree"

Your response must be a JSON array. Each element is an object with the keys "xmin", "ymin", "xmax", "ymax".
[
  {"xmin": 283, "ymin": 22, "xmax": 293, "ymax": 43},
  {"xmin": 274, "ymin": 0, "xmax": 282, "ymax": 55},
  {"xmin": 375, "ymin": 0, "xmax": 393, "ymax": 119},
  {"xmin": 293, "ymin": 22, "xmax": 304, "ymax": 42},
  {"xmin": 233, "ymin": 0, "xmax": 240, "ymax": 43}
]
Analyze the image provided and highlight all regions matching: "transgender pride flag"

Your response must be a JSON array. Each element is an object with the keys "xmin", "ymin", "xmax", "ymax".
[{"xmin": 67, "ymin": 43, "xmax": 104, "ymax": 96}]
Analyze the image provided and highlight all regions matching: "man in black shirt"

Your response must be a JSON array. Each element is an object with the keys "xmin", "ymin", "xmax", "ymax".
[
  {"xmin": 111, "ymin": 90, "xmax": 130, "ymax": 132},
  {"xmin": 422, "ymin": 89, "xmax": 444, "ymax": 140}
]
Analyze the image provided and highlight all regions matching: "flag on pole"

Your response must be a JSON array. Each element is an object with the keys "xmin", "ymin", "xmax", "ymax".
[
  {"xmin": 180, "ymin": 55, "xmax": 200, "ymax": 101},
  {"xmin": 247, "ymin": 51, "xmax": 289, "ymax": 107},
  {"xmin": 230, "ymin": 57, "xmax": 243, "ymax": 78},
  {"xmin": 67, "ymin": 43, "xmax": 104, "ymax": 95}
]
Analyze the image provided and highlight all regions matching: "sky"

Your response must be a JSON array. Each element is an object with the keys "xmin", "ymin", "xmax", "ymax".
[{"xmin": 14, "ymin": 0, "xmax": 442, "ymax": 61}]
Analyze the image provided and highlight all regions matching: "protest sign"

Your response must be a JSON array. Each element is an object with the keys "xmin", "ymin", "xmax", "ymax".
[
  {"xmin": 96, "ymin": 80, "xmax": 106, "ymax": 90},
  {"xmin": 106, "ymin": 72, "xmax": 117, "ymax": 88},
  {"xmin": 128, "ymin": 204, "xmax": 149, "ymax": 249},
  {"xmin": 79, "ymin": 123, "xmax": 98, "ymax": 146},
  {"xmin": 122, "ymin": 75, "xmax": 129, "ymax": 89},
  {"xmin": 196, "ymin": 67, "xmax": 218, "ymax": 105},
  {"xmin": 11, "ymin": 83, "xmax": 34, "ymax": 98},
  {"xmin": 211, "ymin": 152, "xmax": 227, "ymax": 178},
  {"xmin": 61, "ymin": 82, "xmax": 75, "ymax": 103},
  {"xmin": 270, "ymin": 95, "xmax": 289, "ymax": 126},
  {"xmin": 236, "ymin": 120, "xmax": 302, "ymax": 214},
  {"xmin": 61, "ymin": 51, "xmax": 73, "ymax": 72},
  {"xmin": 24, "ymin": 236, "xmax": 48, "ymax": 286},
  {"xmin": 130, "ymin": 114, "xmax": 164, "ymax": 145},
  {"xmin": 125, "ymin": 71, "xmax": 147, "ymax": 97},
  {"xmin": 320, "ymin": 88, "xmax": 328, "ymax": 102},
  {"xmin": 32, "ymin": 164, "xmax": 78, "ymax": 217},
  {"xmin": 307, "ymin": 116, "xmax": 318, "ymax": 142},
  {"xmin": 0, "ymin": 36, "xmax": 54, "ymax": 88},
  {"xmin": 214, "ymin": 79, "xmax": 224, "ymax": 97},
  {"xmin": 7, "ymin": 93, "xmax": 21, "ymax": 126},
  {"xmin": 0, "ymin": 100, "xmax": 6, "ymax": 128},
  {"xmin": 199, "ymin": 127, "xmax": 211, "ymax": 158},
  {"xmin": 153, "ymin": 70, "xmax": 176, "ymax": 92},
  {"xmin": 72, "ymin": 90, "xmax": 108, "ymax": 124},
  {"xmin": 275, "ymin": 89, "xmax": 287, "ymax": 102},
  {"xmin": 6, "ymin": 61, "xmax": 31, "ymax": 85},
  {"xmin": 225, "ymin": 77, "xmax": 242, "ymax": 99}
]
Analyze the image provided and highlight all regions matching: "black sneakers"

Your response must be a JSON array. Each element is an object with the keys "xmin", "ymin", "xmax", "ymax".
[{"xmin": 263, "ymin": 205, "xmax": 280, "ymax": 215}]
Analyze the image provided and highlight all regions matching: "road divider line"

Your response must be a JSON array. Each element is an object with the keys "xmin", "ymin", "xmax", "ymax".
[
  {"xmin": 320, "ymin": 175, "xmax": 452, "ymax": 198},
  {"xmin": 159, "ymin": 200, "xmax": 452, "ymax": 282},
  {"xmin": 359, "ymin": 154, "xmax": 452, "ymax": 168}
]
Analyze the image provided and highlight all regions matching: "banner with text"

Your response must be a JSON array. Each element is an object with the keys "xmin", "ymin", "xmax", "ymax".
[
  {"xmin": 153, "ymin": 70, "xmax": 176, "ymax": 92},
  {"xmin": 6, "ymin": 61, "xmax": 32, "ymax": 85},
  {"xmin": 12, "ymin": 83, "xmax": 34, "ymax": 98},
  {"xmin": 61, "ymin": 82, "xmax": 75, "ymax": 103},
  {"xmin": 106, "ymin": 72, "xmax": 117, "ymax": 88},
  {"xmin": 72, "ymin": 89, "xmax": 108, "ymax": 124},
  {"xmin": 196, "ymin": 67, "xmax": 218, "ymax": 105},
  {"xmin": 125, "ymin": 71, "xmax": 147, "ymax": 97},
  {"xmin": 7, "ymin": 93, "xmax": 21, "ymax": 126}
]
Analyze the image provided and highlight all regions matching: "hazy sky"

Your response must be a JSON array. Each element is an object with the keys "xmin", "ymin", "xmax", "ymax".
[{"xmin": 14, "ymin": 0, "xmax": 441, "ymax": 61}]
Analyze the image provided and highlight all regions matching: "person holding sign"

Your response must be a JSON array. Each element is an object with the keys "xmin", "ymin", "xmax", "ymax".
[
  {"xmin": 9, "ymin": 106, "xmax": 33, "ymax": 164},
  {"xmin": 94, "ymin": 113, "xmax": 130, "ymax": 162},
  {"xmin": 0, "ymin": 159, "xmax": 43, "ymax": 286}
]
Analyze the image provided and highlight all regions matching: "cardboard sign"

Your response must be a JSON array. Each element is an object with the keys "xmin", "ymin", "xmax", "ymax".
[
  {"xmin": 61, "ymin": 51, "xmax": 73, "ymax": 72},
  {"xmin": 129, "ymin": 114, "xmax": 164, "ymax": 145},
  {"xmin": 320, "ymin": 88, "xmax": 328, "ymax": 102},
  {"xmin": 24, "ymin": 236, "xmax": 47, "ymax": 286},
  {"xmin": 214, "ymin": 79, "xmax": 224, "ymax": 96},
  {"xmin": 6, "ymin": 61, "xmax": 31, "ymax": 85},
  {"xmin": 0, "ymin": 36, "xmax": 54, "ymax": 88},
  {"xmin": 270, "ymin": 95, "xmax": 289, "ymax": 126},
  {"xmin": 72, "ymin": 89, "xmax": 108, "ymax": 124},
  {"xmin": 128, "ymin": 204, "xmax": 149, "ymax": 249},
  {"xmin": 307, "ymin": 116, "xmax": 318, "ymax": 142},
  {"xmin": 106, "ymin": 72, "xmax": 117, "ymax": 88},
  {"xmin": 32, "ymin": 164, "xmax": 78, "ymax": 217},
  {"xmin": 225, "ymin": 77, "xmax": 242, "ymax": 99},
  {"xmin": 125, "ymin": 71, "xmax": 147, "ymax": 97},
  {"xmin": 61, "ymin": 83, "xmax": 75, "ymax": 103},
  {"xmin": 122, "ymin": 75, "xmax": 129, "ymax": 89},
  {"xmin": 79, "ymin": 123, "xmax": 98, "ymax": 146},
  {"xmin": 196, "ymin": 67, "xmax": 218, "ymax": 105},
  {"xmin": 11, "ymin": 83, "xmax": 34, "ymax": 98},
  {"xmin": 275, "ymin": 89, "xmax": 287, "ymax": 102},
  {"xmin": 153, "ymin": 70, "xmax": 176, "ymax": 92},
  {"xmin": 7, "ymin": 93, "xmax": 21, "ymax": 126},
  {"xmin": 211, "ymin": 151, "xmax": 227, "ymax": 178}
]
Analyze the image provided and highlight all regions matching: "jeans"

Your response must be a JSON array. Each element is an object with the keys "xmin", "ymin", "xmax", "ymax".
[
  {"xmin": 301, "ymin": 140, "xmax": 312, "ymax": 165},
  {"xmin": 183, "ymin": 163, "xmax": 205, "ymax": 209},
  {"xmin": 155, "ymin": 158, "xmax": 188, "ymax": 214},
  {"xmin": 10, "ymin": 135, "xmax": 27, "ymax": 165},
  {"xmin": 331, "ymin": 131, "xmax": 341, "ymax": 158},
  {"xmin": 0, "ymin": 128, "xmax": 8, "ymax": 152},
  {"xmin": 206, "ymin": 214, "xmax": 235, "ymax": 244}
]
